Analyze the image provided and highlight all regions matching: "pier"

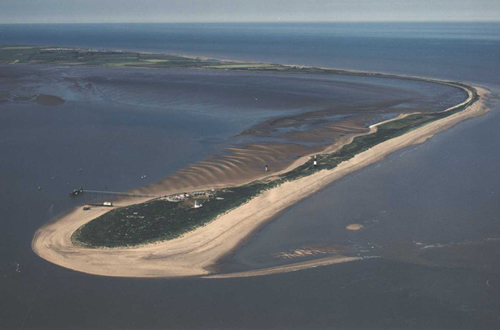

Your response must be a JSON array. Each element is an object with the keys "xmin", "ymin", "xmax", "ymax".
[{"xmin": 71, "ymin": 188, "xmax": 162, "ymax": 199}]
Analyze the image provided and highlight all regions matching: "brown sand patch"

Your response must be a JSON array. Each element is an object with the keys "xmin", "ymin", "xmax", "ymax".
[
  {"xmin": 140, "ymin": 117, "xmax": 376, "ymax": 197},
  {"xmin": 346, "ymin": 224, "xmax": 364, "ymax": 231},
  {"xmin": 35, "ymin": 94, "xmax": 65, "ymax": 106},
  {"xmin": 272, "ymin": 245, "xmax": 346, "ymax": 259},
  {"xmin": 144, "ymin": 142, "xmax": 322, "ymax": 196},
  {"xmin": 206, "ymin": 256, "xmax": 361, "ymax": 279}
]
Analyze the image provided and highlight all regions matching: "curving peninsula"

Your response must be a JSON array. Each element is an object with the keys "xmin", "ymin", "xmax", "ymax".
[{"xmin": 21, "ymin": 46, "xmax": 490, "ymax": 278}]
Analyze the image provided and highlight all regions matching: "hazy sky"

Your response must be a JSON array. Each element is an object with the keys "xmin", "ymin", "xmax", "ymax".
[{"xmin": 1, "ymin": 0, "xmax": 499, "ymax": 24}]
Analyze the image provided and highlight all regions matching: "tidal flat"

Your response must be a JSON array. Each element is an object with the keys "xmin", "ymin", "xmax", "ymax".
[{"xmin": 1, "ymin": 47, "xmax": 468, "ymax": 197}]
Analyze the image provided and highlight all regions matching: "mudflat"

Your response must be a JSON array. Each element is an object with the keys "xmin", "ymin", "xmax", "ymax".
[{"xmin": 35, "ymin": 94, "xmax": 65, "ymax": 106}]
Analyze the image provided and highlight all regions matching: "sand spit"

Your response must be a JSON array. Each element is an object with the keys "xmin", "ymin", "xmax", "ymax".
[
  {"xmin": 32, "ymin": 83, "xmax": 489, "ymax": 278},
  {"xmin": 205, "ymin": 256, "xmax": 362, "ymax": 279}
]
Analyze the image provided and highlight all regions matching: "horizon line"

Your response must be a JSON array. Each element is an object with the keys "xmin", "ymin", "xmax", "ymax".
[{"xmin": 1, "ymin": 19, "xmax": 499, "ymax": 25}]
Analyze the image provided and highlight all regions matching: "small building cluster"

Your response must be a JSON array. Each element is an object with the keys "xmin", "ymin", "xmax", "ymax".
[
  {"xmin": 169, "ymin": 190, "xmax": 216, "ymax": 202},
  {"xmin": 165, "ymin": 189, "xmax": 220, "ymax": 210}
]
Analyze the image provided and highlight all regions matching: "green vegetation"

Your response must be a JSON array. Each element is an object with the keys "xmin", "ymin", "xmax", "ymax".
[
  {"xmin": 0, "ymin": 46, "xmax": 341, "ymax": 72},
  {"xmin": 0, "ymin": 46, "xmax": 472, "ymax": 92},
  {"xmin": 72, "ymin": 85, "xmax": 478, "ymax": 248},
  {"xmin": 0, "ymin": 46, "xmax": 190, "ymax": 67},
  {"xmin": 73, "ymin": 186, "xmax": 266, "ymax": 247},
  {"xmin": 0, "ymin": 46, "xmax": 271, "ymax": 69}
]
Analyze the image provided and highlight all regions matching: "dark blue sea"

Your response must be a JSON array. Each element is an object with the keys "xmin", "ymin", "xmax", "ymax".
[
  {"xmin": 1, "ymin": 23, "xmax": 500, "ymax": 329},
  {"xmin": 1, "ymin": 22, "xmax": 499, "ymax": 84}
]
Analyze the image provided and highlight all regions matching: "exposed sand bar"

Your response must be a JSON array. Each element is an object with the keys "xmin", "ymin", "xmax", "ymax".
[
  {"xmin": 32, "ymin": 82, "xmax": 490, "ymax": 278},
  {"xmin": 205, "ymin": 256, "xmax": 362, "ymax": 279}
]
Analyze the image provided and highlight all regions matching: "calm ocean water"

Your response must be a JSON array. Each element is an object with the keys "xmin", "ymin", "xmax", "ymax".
[
  {"xmin": 1, "ymin": 22, "xmax": 500, "ymax": 83},
  {"xmin": 1, "ymin": 23, "xmax": 500, "ymax": 329}
]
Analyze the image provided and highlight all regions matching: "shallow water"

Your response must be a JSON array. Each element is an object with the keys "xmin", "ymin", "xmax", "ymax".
[{"xmin": 0, "ymin": 64, "xmax": 465, "ymax": 194}]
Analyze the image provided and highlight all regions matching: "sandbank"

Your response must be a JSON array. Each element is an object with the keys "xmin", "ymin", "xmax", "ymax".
[{"xmin": 346, "ymin": 224, "xmax": 364, "ymax": 231}]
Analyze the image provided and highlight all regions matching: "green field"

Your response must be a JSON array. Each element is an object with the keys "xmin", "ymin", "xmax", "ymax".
[{"xmin": 0, "ymin": 46, "xmax": 360, "ymax": 73}]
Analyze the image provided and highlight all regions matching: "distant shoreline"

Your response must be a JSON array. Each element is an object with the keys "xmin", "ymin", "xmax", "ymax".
[{"xmin": 23, "ymin": 49, "xmax": 489, "ymax": 277}]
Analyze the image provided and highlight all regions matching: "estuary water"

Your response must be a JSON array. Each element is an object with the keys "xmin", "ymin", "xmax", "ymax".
[{"xmin": 1, "ymin": 23, "xmax": 500, "ymax": 329}]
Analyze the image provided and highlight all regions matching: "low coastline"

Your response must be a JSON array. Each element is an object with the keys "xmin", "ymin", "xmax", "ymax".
[
  {"xmin": 30, "ymin": 59, "xmax": 490, "ymax": 278},
  {"xmin": 69, "ymin": 78, "xmax": 476, "ymax": 248}
]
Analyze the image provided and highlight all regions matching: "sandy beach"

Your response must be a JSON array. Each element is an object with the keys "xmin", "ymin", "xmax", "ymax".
[{"xmin": 32, "ymin": 78, "xmax": 490, "ymax": 278}]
